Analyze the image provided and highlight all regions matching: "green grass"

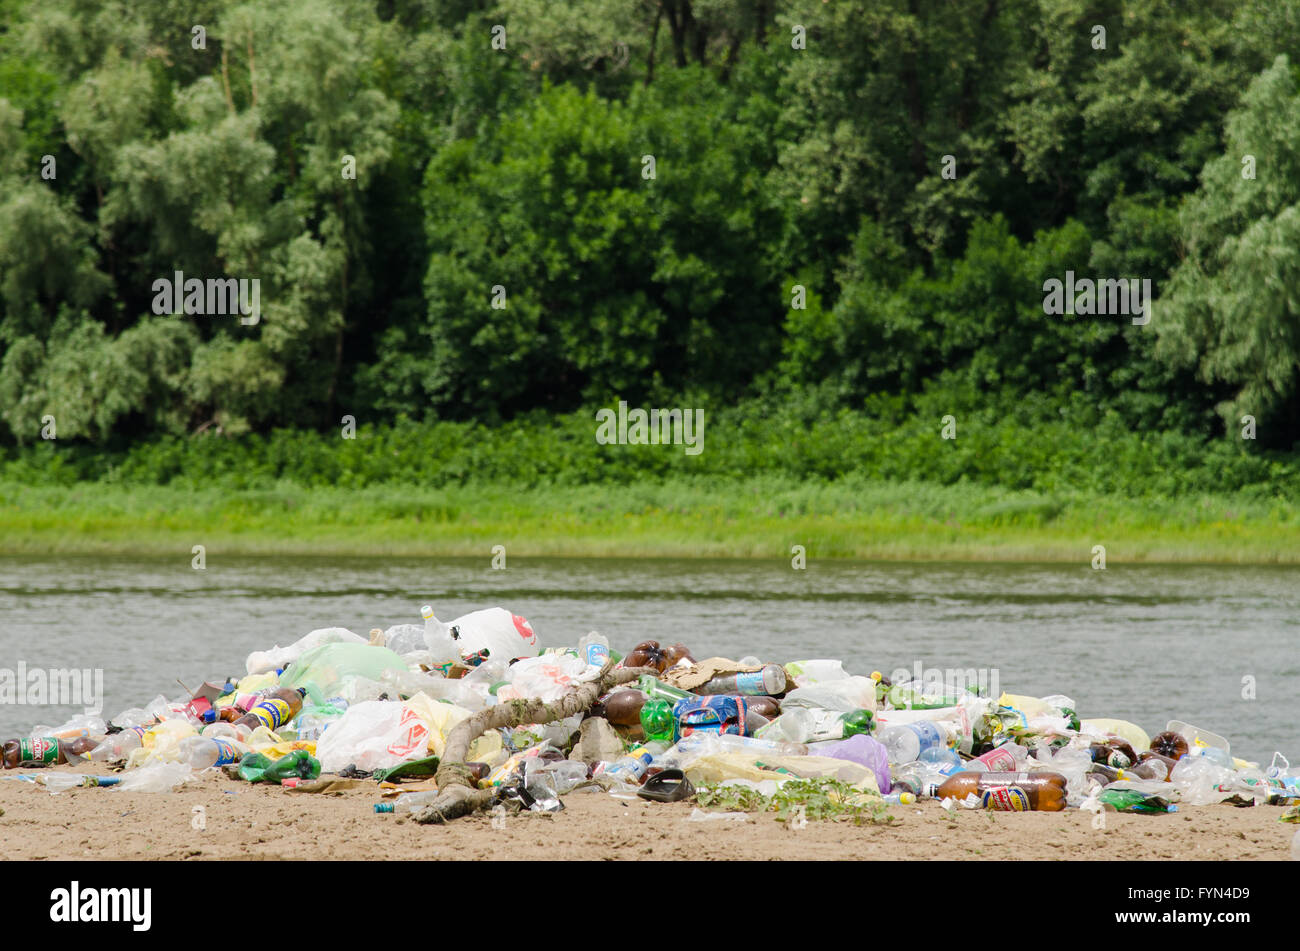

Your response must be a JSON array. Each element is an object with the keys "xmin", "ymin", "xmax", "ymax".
[{"xmin": 2, "ymin": 476, "xmax": 1297, "ymax": 563}]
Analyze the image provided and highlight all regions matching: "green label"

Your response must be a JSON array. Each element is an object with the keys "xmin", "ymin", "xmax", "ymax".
[{"xmin": 20, "ymin": 737, "xmax": 58, "ymax": 765}]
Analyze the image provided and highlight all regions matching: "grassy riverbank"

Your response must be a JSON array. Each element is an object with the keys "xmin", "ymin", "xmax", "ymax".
[{"xmin": 3, "ymin": 477, "xmax": 1297, "ymax": 563}]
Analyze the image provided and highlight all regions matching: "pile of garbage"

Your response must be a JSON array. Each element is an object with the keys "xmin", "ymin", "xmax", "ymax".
[{"xmin": 5, "ymin": 603, "xmax": 1300, "ymax": 822}]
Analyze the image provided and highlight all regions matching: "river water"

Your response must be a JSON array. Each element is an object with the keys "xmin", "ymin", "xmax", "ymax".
[{"xmin": 0, "ymin": 556, "xmax": 1295, "ymax": 764}]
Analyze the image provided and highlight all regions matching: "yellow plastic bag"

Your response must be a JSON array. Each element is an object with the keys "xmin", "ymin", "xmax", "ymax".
[
  {"xmin": 1080, "ymin": 718, "xmax": 1151, "ymax": 752},
  {"xmin": 683, "ymin": 753, "xmax": 879, "ymax": 794}
]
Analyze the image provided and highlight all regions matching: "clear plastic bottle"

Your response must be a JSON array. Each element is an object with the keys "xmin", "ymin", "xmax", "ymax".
[
  {"xmin": 600, "ymin": 745, "xmax": 654, "ymax": 783},
  {"xmin": 694, "ymin": 665, "xmax": 788, "ymax": 697},
  {"xmin": 420, "ymin": 604, "xmax": 462, "ymax": 666},
  {"xmin": 179, "ymin": 735, "xmax": 247, "ymax": 769},
  {"xmin": 88, "ymin": 726, "xmax": 148, "ymax": 763},
  {"xmin": 878, "ymin": 721, "xmax": 949, "ymax": 764},
  {"xmin": 577, "ymin": 632, "xmax": 610, "ymax": 668},
  {"xmin": 969, "ymin": 741, "xmax": 1028, "ymax": 772},
  {"xmin": 374, "ymin": 790, "xmax": 442, "ymax": 814},
  {"xmin": 917, "ymin": 745, "xmax": 964, "ymax": 774}
]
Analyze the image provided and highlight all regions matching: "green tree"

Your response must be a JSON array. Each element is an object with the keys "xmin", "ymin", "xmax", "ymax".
[{"xmin": 1156, "ymin": 56, "xmax": 1300, "ymax": 446}]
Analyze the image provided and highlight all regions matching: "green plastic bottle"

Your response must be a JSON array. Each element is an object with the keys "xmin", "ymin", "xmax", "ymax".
[
  {"xmin": 637, "ymin": 674, "xmax": 692, "ymax": 702},
  {"xmin": 238, "ymin": 749, "xmax": 321, "ymax": 784},
  {"xmin": 1097, "ymin": 787, "xmax": 1176, "ymax": 814},
  {"xmin": 839, "ymin": 709, "xmax": 875, "ymax": 737},
  {"xmin": 639, "ymin": 698, "xmax": 676, "ymax": 744}
]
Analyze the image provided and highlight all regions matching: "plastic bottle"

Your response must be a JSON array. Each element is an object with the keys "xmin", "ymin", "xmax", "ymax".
[
  {"xmin": 884, "ymin": 791, "xmax": 916, "ymax": 805},
  {"xmin": 1088, "ymin": 740, "xmax": 1138, "ymax": 769},
  {"xmin": 969, "ymin": 741, "xmax": 1028, "ymax": 772},
  {"xmin": 420, "ymin": 605, "xmax": 463, "ymax": 666},
  {"xmin": 179, "ymin": 735, "xmax": 247, "ymax": 769},
  {"xmin": 928, "ymin": 770, "xmax": 1068, "ymax": 811},
  {"xmin": 375, "ymin": 790, "xmax": 442, "ymax": 814},
  {"xmin": 88, "ymin": 726, "xmax": 148, "ymax": 763},
  {"xmin": 694, "ymin": 665, "xmax": 788, "ymax": 697},
  {"xmin": 599, "ymin": 746, "xmax": 654, "ymax": 784},
  {"xmin": 640, "ymin": 698, "xmax": 676, "ymax": 744},
  {"xmin": 598, "ymin": 689, "xmax": 649, "ymax": 727},
  {"xmin": 577, "ymin": 632, "xmax": 610, "ymax": 668},
  {"xmin": 237, "ymin": 749, "xmax": 321, "ymax": 784},
  {"xmin": 1148, "ymin": 731, "xmax": 1190, "ymax": 761},
  {"xmin": 637, "ymin": 674, "xmax": 693, "ymax": 702},
  {"xmin": 917, "ymin": 745, "xmax": 964, "ymax": 774},
  {"xmin": 1, "ymin": 736, "xmax": 95, "ymax": 768},
  {"xmin": 232, "ymin": 686, "xmax": 307, "ymax": 733},
  {"xmin": 877, "ymin": 721, "xmax": 949, "ymax": 764}
]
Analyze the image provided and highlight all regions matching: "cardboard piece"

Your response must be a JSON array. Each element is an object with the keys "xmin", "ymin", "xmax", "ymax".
[{"xmin": 662, "ymin": 657, "xmax": 762, "ymax": 692}]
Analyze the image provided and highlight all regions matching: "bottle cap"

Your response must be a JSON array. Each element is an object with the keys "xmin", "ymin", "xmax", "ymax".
[{"xmin": 420, "ymin": 604, "xmax": 435, "ymax": 619}]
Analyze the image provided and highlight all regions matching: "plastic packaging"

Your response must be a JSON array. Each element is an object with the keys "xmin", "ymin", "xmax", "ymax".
[
  {"xmin": 811, "ymin": 733, "xmax": 891, "ymax": 793},
  {"xmin": 115, "ymin": 762, "xmax": 195, "ymax": 793},
  {"xmin": 245, "ymin": 627, "xmax": 368, "ymax": 676},
  {"xmin": 279, "ymin": 643, "xmax": 411, "ymax": 700},
  {"xmin": 315, "ymin": 700, "xmax": 432, "ymax": 773}
]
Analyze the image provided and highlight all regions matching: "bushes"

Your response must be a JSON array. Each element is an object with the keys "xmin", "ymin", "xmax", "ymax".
[{"xmin": 4, "ymin": 397, "xmax": 1296, "ymax": 499}]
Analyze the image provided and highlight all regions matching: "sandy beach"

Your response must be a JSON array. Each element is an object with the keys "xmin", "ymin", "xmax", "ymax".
[{"xmin": 1, "ymin": 766, "xmax": 1293, "ymax": 861}]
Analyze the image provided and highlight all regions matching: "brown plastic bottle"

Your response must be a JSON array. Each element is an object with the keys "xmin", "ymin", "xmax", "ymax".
[
  {"xmin": 1148, "ymin": 731, "xmax": 1190, "ymax": 760},
  {"xmin": 600, "ymin": 689, "xmax": 649, "ymax": 727},
  {"xmin": 624, "ymin": 641, "xmax": 667, "ymax": 672},
  {"xmin": 2, "ymin": 736, "xmax": 96, "ymax": 768},
  {"xmin": 233, "ymin": 686, "xmax": 307, "ymax": 733},
  {"xmin": 1089, "ymin": 740, "xmax": 1138, "ymax": 769},
  {"xmin": 927, "ymin": 770, "xmax": 1068, "ymax": 811},
  {"xmin": 662, "ymin": 643, "xmax": 696, "ymax": 667}
]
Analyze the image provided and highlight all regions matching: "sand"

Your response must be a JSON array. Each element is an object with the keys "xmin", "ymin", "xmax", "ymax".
[{"xmin": 0, "ymin": 766, "xmax": 1294, "ymax": 860}]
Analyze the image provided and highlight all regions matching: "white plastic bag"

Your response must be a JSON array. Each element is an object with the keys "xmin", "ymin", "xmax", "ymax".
[
  {"xmin": 245, "ymin": 627, "xmax": 368, "ymax": 676},
  {"xmin": 781, "ymin": 676, "xmax": 878, "ymax": 713},
  {"xmin": 315, "ymin": 700, "xmax": 431, "ymax": 773},
  {"xmin": 497, "ymin": 654, "xmax": 588, "ymax": 703}
]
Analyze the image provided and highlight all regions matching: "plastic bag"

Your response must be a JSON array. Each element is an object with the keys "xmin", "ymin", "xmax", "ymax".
[
  {"xmin": 783, "ymin": 659, "xmax": 850, "ymax": 687},
  {"xmin": 810, "ymin": 734, "xmax": 891, "ymax": 794},
  {"xmin": 379, "ymin": 623, "xmax": 427, "ymax": 656},
  {"xmin": 1170, "ymin": 754, "xmax": 1239, "ymax": 806},
  {"xmin": 378, "ymin": 667, "xmax": 486, "ymax": 711},
  {"xmin": 245, "ymin": 627, "xmax": 368, "ymax": 676},
  {"xmin": 782, "ymin": 676, "xmax": 878, "ymax": 713},
  {"xmin": 497, "ymin": 653, "xmax": 588, "ymax": 703},
  {"xmin": 1080, "ymin": 718, "xmax": 1151, "ymax": 752},
  {"xmin": 115, "ymin": 762, "xmax": 195, "ymax": 793},
  {"xmin": 279, "ymin": 643, "xmax": 410, "ymax": 700},
  {"xmin": 315, "ymin": 700, "xmax": 431, "ymax": 773}
]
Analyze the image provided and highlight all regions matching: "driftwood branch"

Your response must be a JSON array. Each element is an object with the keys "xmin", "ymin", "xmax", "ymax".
[{"xmin": 415, "ymin": 662, "xmax": 656, "ymax": 824}]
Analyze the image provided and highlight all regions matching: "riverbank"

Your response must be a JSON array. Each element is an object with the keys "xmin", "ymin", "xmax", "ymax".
[
  {"xmin": 2, "ymin": 478, "xmax": 1297, "ymax": 563},
  {"xmin": 0, "ymin": 767, "xmax": 1291, "ymax": 860}
]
